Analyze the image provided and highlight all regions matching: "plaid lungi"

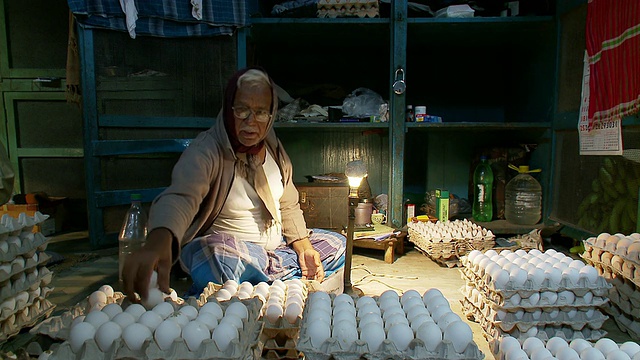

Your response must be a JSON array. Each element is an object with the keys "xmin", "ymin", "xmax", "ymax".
[{"xmin": 180, "ymin": 228, "xmax": 345, "ymax": 295}]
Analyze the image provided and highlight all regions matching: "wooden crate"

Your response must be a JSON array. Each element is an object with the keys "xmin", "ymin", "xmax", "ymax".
[{"xmin": 296, "ymin": 183, "xmax": 348, "ymax": 232}]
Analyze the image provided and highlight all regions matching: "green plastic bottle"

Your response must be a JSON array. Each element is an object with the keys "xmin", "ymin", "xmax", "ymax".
[{"xmin": 472, "ymin": 156, "xmax": 493, "ymax": 222}]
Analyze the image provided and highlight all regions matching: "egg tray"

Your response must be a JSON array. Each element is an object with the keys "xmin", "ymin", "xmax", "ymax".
[
  {"xmin": 583, "ymin": 235, "xmax": 640, "ymax": 266},
  {"xmin": 0, "ymin": 296, "xmax": 55, "ymax": 343},
  {"xmin": 0, "ymin": 251, "xmax": 51, "ymax": 284},
  {"xmin": 459, "ymin": 259, "xmax": 611, "ymax": 298},
  {"xmin": 460, "ymin": 296, "xmax": 608, "ymax": 333},
  {"xmin": 0, "ymin": 286, "xmax": 53, "ymax": 322},
  {"xmin": 0, "ymin": 266, "xmax": 53, "ymax": 304},
  {"xmin": 601, "ymin": 302, "xmax": 640, "ymax": 340},
  {"xmin": 0, "ymin": 231, "xmax": 49, "ymax": 263},
  {"xmin": 460, "ymin": 285, "xmax": 609, "ymax": 312},
  {"xmin": 582, "ymin": 252, "xmax": 640, "ymax": 289},
  {"xmin": 481, "ymin": 320, "xmax": 607, "ymax": 345},
  {"xmin": 295, "ymin": 293, "xmax": 485, "ymax": 360},
  {"xmin": 297, "ymin": 332, "xmax": 485, "ymax": 360},
  {"xmin": 31, "ymin": 290, "xmax": 128, "ymax": 341},
  {"xmin": 48, "ymin": 297, "xmax": 266, "ymax": 360},
  {"xmin": 0, "ymin": 212, "xmax": 50, "ymax": 235},
  {"xmin": 409, "ymin": 228, "xmax": 495, "ymax": 268},
  {"xmin": 317, "ymin": 0, "xmax": 379, "ymax": 19},
  {"xmin": 259, "ymin": 333, "xmax": 302, "ymax": 359},
  {"xmin": 487, "ymin": 335, "xmax": 615, "ymax": 360},
  {"xmin": 606, "ymin": 289, "xmax": 640, "ymax": 321},
  {"xmin": 583, "ymin": 238, "xmax": 640, "ymax": 278}
]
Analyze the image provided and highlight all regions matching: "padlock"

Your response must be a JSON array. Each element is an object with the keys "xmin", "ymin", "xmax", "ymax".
[{"xmin": 392, "ymin": 68, "xmax": 406, "ymax": 95}]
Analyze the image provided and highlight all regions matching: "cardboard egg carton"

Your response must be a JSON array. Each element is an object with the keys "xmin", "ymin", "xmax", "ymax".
[
  {"xmin": 0, "ymin": 268, "xmax": 53, "ymax": 305},
  {"xmin": 0, "ymin": 286, "xmax": 53, "ymax": 322},
  {"xmin": 260, "ymin": 334, "xmax": 301, "ymax": 359},
  {"xmin": 0, "ymin": 231, "xmax": 48, "ymax": 263},
  {"xmin": 482, "ymin": 319, "xmax": 607, "ymax": 344},
  {"xmin": 0, "ymin": 212, "xmax": 50, "ymax": 236},
  {"xmin": 459, "ymin": 258, "xmax": 611, "ymax": 298},
  {"xmin": 460, "ymin": 296, "xmax": 608, "ymax": 333},
  {"xmin": 608, "ymin": 287, "xmax": 640, "ymax": 320},
  {"xmin": 601, "ymin": 302, "xmax": 640, "ymax": 339},
  {"xmin": 296, "ymin": 292, "xmax": 484, "ymax": 360},
  {"xmin": 0, "ymin": 251, "xmax": 50, "ymax": 283},
  {"xmin": 0, "ymin": 296, "xmax": 55, "ymax": 343},
  {"xmin": 583, "ymin": 235, "xmax": 640, "ymax": 268},
  {"xmin": 48, "ymin": 296, "xmax": 265, "ymax": 360},
  {"xmin": 317, "ymin": 0, "xmax": 379, "ymax": 18}
]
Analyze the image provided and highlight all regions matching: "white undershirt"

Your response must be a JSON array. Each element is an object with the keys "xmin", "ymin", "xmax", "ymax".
[{"xmin": 210, "ymin": 152, "xmax": 284, "ymax": 250}]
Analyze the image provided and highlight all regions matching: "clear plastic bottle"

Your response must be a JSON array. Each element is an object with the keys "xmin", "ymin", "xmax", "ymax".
[
  {"xmin": 119, "ymin": 193, "xmax": 148, "ymax": 284},
  {"xmin": 472, "ymin": 156, "xmax": 493, "ymax": 222},
  {"xmin": 505, "ymin": 165, "xmax": 542, "ymax": 225}
]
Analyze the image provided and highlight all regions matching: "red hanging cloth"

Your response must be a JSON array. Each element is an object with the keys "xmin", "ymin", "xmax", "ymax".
[{"xmin": 585, "ymin": 0, "xmax": 640, "ymax": 127}]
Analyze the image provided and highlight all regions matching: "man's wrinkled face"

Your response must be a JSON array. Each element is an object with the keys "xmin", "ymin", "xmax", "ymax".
[{"xmin": 233, "ymin": 83, "xmax": 272, "ymax": 147}]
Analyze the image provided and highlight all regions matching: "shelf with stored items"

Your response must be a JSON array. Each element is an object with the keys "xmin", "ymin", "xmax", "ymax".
[
  {"xmin": 243, "ymin": 6, "xmax": 406, "ymax": 226},
  {"xmin": 402, "ymin": 10, "xmax": 557, "ymax": 231}
]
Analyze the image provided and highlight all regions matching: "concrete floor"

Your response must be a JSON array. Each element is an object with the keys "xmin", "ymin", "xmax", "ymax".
[{"xmin": 0, "ymin": 232, "xmax": 633, "ymax": 358}]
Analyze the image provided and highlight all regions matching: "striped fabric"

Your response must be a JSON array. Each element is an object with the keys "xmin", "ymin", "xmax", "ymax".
[
  {"xmin": 180, "ymin": 228, "xmax": 346, "ymax": 296},
  {"xmin": 67, "ymin": 0, "xmax": 246, "ymax": 37},
  {"xmin": 585, "ymin": 0, "xmax": 640, "ymax": 127}
]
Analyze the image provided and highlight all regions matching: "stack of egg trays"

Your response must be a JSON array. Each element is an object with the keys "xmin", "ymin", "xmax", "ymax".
[
  {"xmin": 582, "ymin": 235, "xmax": 640, "ymax": 339},
  {"xmin": 408, "ymin": 221, "xmax": 495, "ymax": 268},
  {"xmin": 459, "ymin": 257, "xmax": 610, "ymax": 342},
  {"xmin": 296, "ymin": 292, "xmax": 485, "ymax": 360},
  {"xmin": 48, "ymin": 295, "xmax": 265, "ymax": 360},
  {"xmin": 259, "ymin": 286, "xmax": 308, "ymax": 359},
  {"xmin": 0, "ymin": 212, "xmax": 55, "ymax": 343}
]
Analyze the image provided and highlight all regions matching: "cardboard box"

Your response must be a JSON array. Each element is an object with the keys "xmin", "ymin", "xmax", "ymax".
[{"xmin": 296, "ymin": 183, "xmax": 349, "ymax": 232}]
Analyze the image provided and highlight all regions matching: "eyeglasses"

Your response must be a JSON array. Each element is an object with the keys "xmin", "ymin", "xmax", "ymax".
[{"xmin": 232, "ymin": 106, "xmax": 272, "ymax": 123}]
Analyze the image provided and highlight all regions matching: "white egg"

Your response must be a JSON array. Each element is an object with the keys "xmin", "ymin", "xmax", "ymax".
[
  {"xmin": 557, "ymin": 290, "xmax": 576, "ymax": 305},
  {"xmin": 387, "ymin": 323, "xmax": 413, "ymax": 351},
  {"xmin": 384, "ymin": 312, "xmax": 409, "ymax": 331},
  {"xmin": 501, "ymin": 336, "xmax": 522, "ymax": 355},
  {"xmin": 88, "ymin": 291, "xmax": 108, "ymax": 307},
  {"xmin": 178, "ymin": 305, "xmax": 199, "ymax": 321},
  {"xmin": 595, "ymin": 339, "xmax": 619, "ymax": 357},
  {"xmin": 541, "ymin": 291, "xmax": 558, "ymax": 305},
  {"xmin": 332, "ymin": 319, "xmax": 358, "ymax": 350},
  {"xmin": 112, "ymin": 312, "xmax": 136, "ymax": 329},
  {"xmin": 199, "ymin": 302, "xmax": 224, "ymax": 320},
  {"xmin": 0, "ymin": 297, "xmax": 15, "ymax": 311},
  {"xmin": 124, "ymin": 303, "xmax": 147, "ymax": 321},
  {"xmin": 510, "ymin": 268, "xmax": 528, "ymax": 288},
  {"xmin": 196, "ymin": 311, "xmax": 218, "ymax": 332},
  {"xmin": 562, "ymin": 267, "xmax": 580, "ymax": 285},
  {"xmin": 101, "ymin": 303, "xmax": 123, "ymax": 319},
  {"xmin": 122, "ymin": 322, "xmax": 152, "ymax": 351},
  {"xmin": 493, "ymin": 269, "xmax": 510, "ymax": 289},
  {"xmin": 357, "ymin": 302, "xmax": 381, "ymax": 317},
  {"xmin": 569, "ymin": 339, "xmax": 592, "ymax": 354},
  {"xmin": 508, "ymin": 348, "xmax": 530, "ymax": 360},
  {"xmin": 84, "ymin": 310, "xmax": 110, "ymax": 329},
  {"xmin": 307, "ymin": 320, "xmax": 330, "ymax": 349},
  {"xmin": 509, "ymin": 293, "xmax": 522, "ymax": 306},
  {"xmin": 582, "ymin": 291, "xmax": 594, "ymax": 304},
  {"xmin": 425, "ymin": 296, "xmax": 449, "ymax": 313},
  {"xmin": 98, "ymin": 285, "xmax": 115, "ymax": 298},
  {"xmin": 422, "ymin": 288, "xmax": 444, "ymax": 305},
  {"xmin": 152, "ymin": 302, "xmax": 175, "ymax": 319},
  {"xmin": 437, "ymin": 312, "xmax": 460, "ymax": 331},
  {"xmin": 69, "ymin": 322, "xmax": 96, "ymax": 353},
  {"xmin": 284, "ymin": 302, "xmax": 303, "ymax": 324},
  {"xmin": 223, "ymin": 279, "xmax": 239, "ymax": 291},
  {"xmin": 169, "ymin": 313, "xmax": 189, "ymax": 328},
  {"xmin": 226, "ymin": 302, "xmax": 249, "ymax": 321},
  {"xmin": 379, "ymin": 296, "xmax": 402, "ymax": 312},
  {"xmin": 265, "ymin": 303, "xmax": 283, "ymax": 324},
  {"xmin": 212, "ymin": 321, "xmax": 239, "ymax": 352},
  {"xmin": 526, "ymin": 293, "xmax": 541, "ymax": 306},
  {"xmin": 582, "ymin": 347, "xmax": 606, "ymax": 360},
  {"xmin": 579, "ymin": 266, "xmax": 598, "ymax": 284},
  {"xmin": 220, "ymin": 313, "xmax": 243, "ymax": 331},
  {"xmin": 407, "ymin": 304, "xmax": 429, "ymax": 321},
  {"xmin": 557, "ymin": 346, "xmax": 580, "ymax": 360},
  {"xmin": 429, "ymin": 304, "xmax": 452, "ymax": 323},
  {"xmin": 141, "ymin": 288, "xmax": 165, "ymax": 310},
  {"xmin": 531, "ymin": 347, "xmax": 554, "ymax": 360},
  {"xmin": 359, "ymin": 312, "xmax": 384, "ymax": 331},
  {"xmin": 620, "ymin": 342, "xmax": 640, "ymax": 358},
  {"xmin": 182, "ymin": 320, "xmax": 210, "ymax": 351},
  {"xmin": 416, "ymin": 321, "xmax": 442, "ymax": 352},
  {"xmin": 138, "ymin": 310, "xmax": 163, "ymax": 331},
  {"xmin": 607, "ymin": 350, "xmax": 631, "ymax": 360},
  {"xmin": 359, "ymin": 323, "xmax": 385, "ymax": 352},
  {"xmin": 547, "ymin": 337, "xmax": 569, "ymax": 355},
  {"xmin": 215, "ymin": 288, "xmax": 233, "ymax": 301},
  {"xmin": 71, "ymin": 315, "xmax": 86, "ymax": 329},
  {"xmin": 410, "ymin": 313, "xmax": 434, "ymax": 332},
  {"xmin": 95, "ymin": 321, "xmax": 122, "ymax": 352},
  {"xmin": 154, "ymin": 319, "xmax": 182, "ymax": 350},
  {"xmin": 444, "ymin": 321, "xmax": 473, "ymax": 353},
  {"xmin": 545, "ymin": 268, "xmax": 562, "ymax": 287}
]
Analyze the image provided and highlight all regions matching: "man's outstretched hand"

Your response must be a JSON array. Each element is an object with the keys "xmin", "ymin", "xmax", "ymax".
[{"xmin": 122, "ymin": 228, "xmax": 173, "ymax": 303}]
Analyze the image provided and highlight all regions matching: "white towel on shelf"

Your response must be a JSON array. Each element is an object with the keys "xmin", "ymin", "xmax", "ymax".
[
  {"xmin": 191, "ymin": 0, "xmax": 203, "ymax": 20},
  {"xmin": 119, "ymin": 0, "xmax": 138, "ymax": 39}
]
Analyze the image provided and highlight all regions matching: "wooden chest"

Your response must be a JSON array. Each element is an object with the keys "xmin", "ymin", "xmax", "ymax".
[{"xmin": 296, "ymin": 183, "xmax": 349, "ymax": 232}]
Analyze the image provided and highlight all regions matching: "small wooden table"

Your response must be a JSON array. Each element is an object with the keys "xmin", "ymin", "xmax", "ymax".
[{"xmin": 352, "ymin": 226, "xmax": 406, "ymax": 264}]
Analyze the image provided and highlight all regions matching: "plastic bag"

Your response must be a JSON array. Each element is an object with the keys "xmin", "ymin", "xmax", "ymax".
[{"xmin": 342, "ymin": 88, "xmax": 385, "ymax": 118}]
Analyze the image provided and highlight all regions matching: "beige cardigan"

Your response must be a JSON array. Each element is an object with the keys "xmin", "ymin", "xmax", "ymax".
[{"xmin": 148, "ymin": 112, "xmax": 309, "ymax": 255}]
